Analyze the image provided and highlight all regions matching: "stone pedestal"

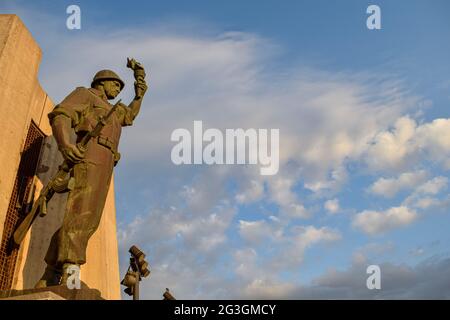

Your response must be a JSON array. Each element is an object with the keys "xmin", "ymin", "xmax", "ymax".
[{"xmin": 0, "ymin": 283, "xmax": 104, "ymax": 300}]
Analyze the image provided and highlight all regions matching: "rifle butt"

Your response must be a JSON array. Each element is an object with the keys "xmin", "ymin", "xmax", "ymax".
[{"xmin": 13, "ymin": 201, "xmax": 41, "ymax": 245}]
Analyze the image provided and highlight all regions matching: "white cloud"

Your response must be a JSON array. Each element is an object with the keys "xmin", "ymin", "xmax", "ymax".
[
  {"xmin": 415, "ymin": 176, "xmax": 448, "ymax": 195},
  {"xmin": 238, "ymin": 220, "xmax": 274, "ymax": 245},
  {"xmin": 402, "ymin": 176, "xmax": 448, "ymax": 210},
  {"xmin": 408, "ymin": 197, "xmax": 441, "ymax": 209},
  {"xmin": 324, "ymin": 198, "xmax": 340, "ymax": 214},
  {"xmin": 273, "ymin": 226, "xmax": 342, "ymax": 269},
  {"xmin": 352, "ymin": 206, "xmax": 418, "ymax": 235},
  {"xmin": 243, "ymin": 279, "xmax": 297, "ymax": 299},
  {"xmin": 304, "ymin": 166, "xmax": 348, "ymax": 194},
  {"xmin": 235, "ymin": 179, "xmax": 264, "ymax": 204},
  {"xmin": 365, "ymin": 116, "xmax": 450, "ymax": 173},
  {"xmin": 268, "ymin": 176, "xmax": 310, "ymax": 219},
  {"xmin": 294, "ymin": 226, "xmax": 342, "ymax": 248},
  {"xmin": 232, "ymin": 225, "xmax": 341, "ymax": 295},
  {"xmin": 233, "ymin": 248, "xmax": 261, "ymax": 280},
  {"xmin": 415, "ymin": 118, "xmax": 450, "ymax": 160},
  {"xmin": 365, "ymin": 117, "xmax": 417, "ymax": 172},
  {"xmin": 368, "ymin": 170, "xmax": 428, "ymax": 198}
]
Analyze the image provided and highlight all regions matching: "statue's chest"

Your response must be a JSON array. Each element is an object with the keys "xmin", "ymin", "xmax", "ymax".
[
  {"xmin": 77, "ymin": 97, "xmax": 122, "ymax": 148},
  {"xmin": 90, "ymin": 104, "xmax": 122, "ymax": 141}
]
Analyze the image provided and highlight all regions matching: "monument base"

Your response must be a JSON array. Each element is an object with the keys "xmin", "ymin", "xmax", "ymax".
[{"xmin": 0, "ymin": 282, "xmax": 104, "ymax": 300}]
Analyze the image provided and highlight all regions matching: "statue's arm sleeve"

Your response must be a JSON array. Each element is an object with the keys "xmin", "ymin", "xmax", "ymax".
[
  {"xmin": 116, "ymin": 102, "xmax": 135, "ymax": 127},
  {"xmin": 48, "ymin": 87, "xmax": 91, "ymax": 127}
]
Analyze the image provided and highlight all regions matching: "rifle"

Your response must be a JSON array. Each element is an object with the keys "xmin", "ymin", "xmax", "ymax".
[{"xmin": 13, "ymin": 99, "xmax": 122, "ymax": 246}]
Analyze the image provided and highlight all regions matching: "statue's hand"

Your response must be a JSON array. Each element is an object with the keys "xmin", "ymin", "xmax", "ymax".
[
  {"xmin": 134, "ymin": 78, "xmax": 148, "ymax": 99},
  {"xmin": 60, "ymin": 144, "xmax": 85, "ymax": 163}
]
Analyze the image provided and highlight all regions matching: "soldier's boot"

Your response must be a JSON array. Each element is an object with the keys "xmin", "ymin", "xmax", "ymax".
[
  {"xmin": 34, "ymin": 265, "xmax": 62, "ymax": 288},
  {"xmin": 60, "ymin": 263, "xmax": 80, "ymax": 288}
]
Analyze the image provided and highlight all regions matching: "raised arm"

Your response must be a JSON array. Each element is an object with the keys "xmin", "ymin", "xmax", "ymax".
[{"xmin": 127, "ymin": 76, "xmax": 148, "ymax": 120}]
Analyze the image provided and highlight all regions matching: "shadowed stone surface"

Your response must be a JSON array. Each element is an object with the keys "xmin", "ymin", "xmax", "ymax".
[{"xmin": 0, "ymin": 282, "xmax": 103, "ymax": 300}]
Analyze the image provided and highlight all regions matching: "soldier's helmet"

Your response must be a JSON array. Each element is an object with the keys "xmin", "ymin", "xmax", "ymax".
[{"xmin": 91, "ymin": 70, "xmax": 125, "ymax": 90}]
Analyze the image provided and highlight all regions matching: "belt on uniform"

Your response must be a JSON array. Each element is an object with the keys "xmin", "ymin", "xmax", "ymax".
[{"xmin": 97, "ymin": 136, "xmax": 121, "ymax": 165}]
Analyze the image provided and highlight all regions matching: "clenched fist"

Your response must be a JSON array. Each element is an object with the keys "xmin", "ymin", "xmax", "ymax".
[
  {"xmin": 60, "ymin": 144, "xmax": 85, "ymax": 164},
  {"xmin": 134, "ymin": 78, "xmax": 148, "ymax": 99}
]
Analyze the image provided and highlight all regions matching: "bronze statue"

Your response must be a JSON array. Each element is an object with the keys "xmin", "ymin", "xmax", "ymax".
[{"xmin": 28, "ymin": 58, "xmax": 147, "ymax": 288}]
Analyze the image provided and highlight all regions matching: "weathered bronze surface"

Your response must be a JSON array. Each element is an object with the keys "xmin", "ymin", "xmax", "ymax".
[
  {"xmin": 32, "ymin": 58, "xmax": 148, "ymax": 288},
  {"xmin": 13, "ymin": 99, "xmax": 122, "ymax": 246}
]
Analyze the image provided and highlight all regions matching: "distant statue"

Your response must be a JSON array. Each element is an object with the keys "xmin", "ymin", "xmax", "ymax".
[{"xmin": 14, "ymin": 58, "xmax": 148, "ymax": 288}]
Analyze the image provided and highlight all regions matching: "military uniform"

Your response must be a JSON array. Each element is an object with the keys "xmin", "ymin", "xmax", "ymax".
[{"xmin": 44, "ymin": 86, "xmax": 135, "ymax": 269}]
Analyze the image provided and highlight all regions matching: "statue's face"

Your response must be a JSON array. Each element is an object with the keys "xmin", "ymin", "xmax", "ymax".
[{"xmin": 102, "ymin": 80, "xmax": 122, "ymax": 99}]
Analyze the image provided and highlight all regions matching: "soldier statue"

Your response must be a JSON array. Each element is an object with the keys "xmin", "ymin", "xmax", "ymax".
[{"xmin": 34, "ymin": 59, "xmax": 148, "ymax": 288}]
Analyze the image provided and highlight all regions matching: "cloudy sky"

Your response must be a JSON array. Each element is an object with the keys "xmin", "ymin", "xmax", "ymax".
[{"xmin": 2, "ymin": 0, "xmax": 450, "ymax": 299}]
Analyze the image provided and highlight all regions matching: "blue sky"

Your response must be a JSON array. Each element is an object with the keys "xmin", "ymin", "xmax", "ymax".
[{"xmin": 2, "ymin": 0, "xmax": 450, "ymax": 299}]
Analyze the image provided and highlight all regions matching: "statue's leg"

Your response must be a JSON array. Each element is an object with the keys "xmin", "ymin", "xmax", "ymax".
[
  {"xmin": 36, "ymin": 164, "xmax": 82, "ymax": 287},
  {"xmin": 38, "ymin": 146, "xmax": 114, "ymax": 288},
  {"xmin": 55, "ymin": 147, "xmax": 114, "ymax": 280},
  {"xmin": 34, "ymin": 263, "xmax": 62, "ymax": 288},
  {"xmin": 35, "ymin": 223, "xmax": 64, "ymax": 287}
]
